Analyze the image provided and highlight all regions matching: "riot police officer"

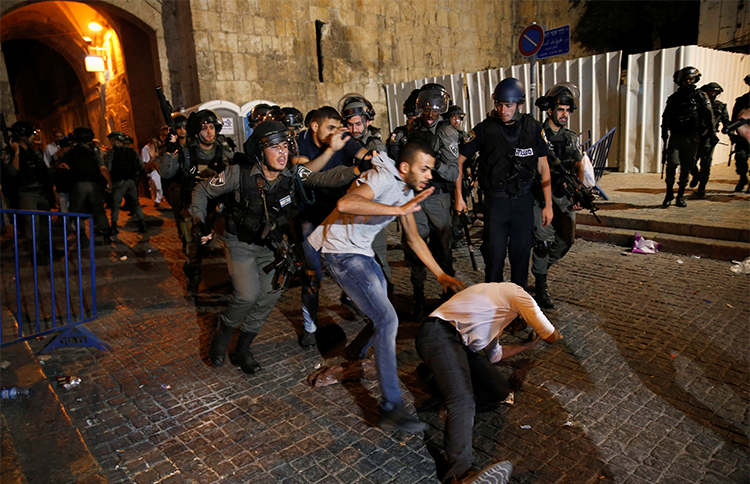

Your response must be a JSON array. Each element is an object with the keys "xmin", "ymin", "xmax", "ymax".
[
  {"xmin": 441, "ymin": 105, "xmax": 467, "ymax": 139},
  {"xmin": 281, "ymin": 107, "xmax": 304, "ymax": 136},
  {"xmin": 730, "ymin": 74, "xmax": 750, "ymax": 193},
  {"xmin": 660, "ymin": 67, "xmax": 715, "ymax": 207},
  {"xmin": 456, "ymin": 78, "xmax": 553, "ymax": 290},
  {"xmin": 107, "ymin": 131, "xmax": 147, "ymax": 234},
  {"xmin": 62, "ymin": 127, "xmax": 113, "ymax": 245},
  {"xmin": 191, "ymin": 121, "xmax": 363, "ymax": 374},
  {"xmin": 689, "ymin": 82, "xmax": 730, "ymax": 198},
  {"xmin": 160, "ymin": 109, "xmax": 230, "ymax": 294},
  {"xmin": 400, "ymin": 84, "xmax": 460, "ymax": 313},
  {"xmin": 531, "ymin": 83, "xmax": 584, "ymax": 308},
  {"xmin": 4, "ymin": 121, "xmax": 54, "ymax": 250},
  {"xmin": 387, "ymin": 88, "xmax": 421, "ymax": 161}
]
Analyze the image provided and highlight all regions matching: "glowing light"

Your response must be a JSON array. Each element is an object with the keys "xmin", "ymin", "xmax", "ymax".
[
  {"xmin": 88, "ymin": 22, "xmax": 103, "ymax": 31},
  {"xmin": 83, "ymin": 36, "xmax": 92, "ymax": 42},
  {"xmin": 85, "ymin": 56, "xmax": 105, "ymax": 72}
]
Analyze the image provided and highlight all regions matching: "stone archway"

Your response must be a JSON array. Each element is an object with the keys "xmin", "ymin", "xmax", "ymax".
[{"xmin": 0, "ymin": 0, "xmax": 170, "ymax": 150}]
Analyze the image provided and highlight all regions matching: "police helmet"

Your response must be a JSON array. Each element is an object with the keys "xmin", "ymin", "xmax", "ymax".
[
  {"xmin": 107, "ymin": 131, "xmax": 128, "ymax": 143},
  {"xmin": 248, "ymin": 104, "xmax": 272, "ymax": 125},
  {"xmin": 673, "ymin": 67, "xmax": 701, "ymax": 86},
  {"xmin": 281, "ymin": 107, "xmax": 304, "ymax": 129},
  {"xmin": 493, "ymin": 78, "xmax": 525, "ymax": 105},
  {"xmin": 124, "ymin": 135, "xmax": 134, "ymax": 145},
  {"xmin": 403, "ymin": 89, "xmax": 421, "ymax": 117},
  {"xmin": 263, "ymin": 106, "xmax": 286, "ymax": 123},
  {"xmin": 171, "ymin": 112, "xmax": 188, "ymax": 128},
  {"xmin": 700, "ymin": 82, "xmax": 723, "ymax": 94},
  {"xmin": 338, "ymin": 93, "xmax": 375, "ymax": 121},
  {"xmin": 10, "ymin": 121, "xmax": 36, "ymax": 139},
  {"xmin": 186, "ymin": 109, "xmax": 223, "ymax": 137},
  {"xmin": 72, "ymin": 127, "xmax": 95, "ymax": 143},
  {"xmin": 536, "ymin": 82, "xmax": 579, "ymax": 111},
  {"xmin": 250, "ymin": 121, "xmax": 297, "ymax": 161},
  {"xmin": 441, "ymin": 105, "xmax": 465, "ymax": 120},
  {"xmin": 417, "ymin": 89, "xmax": 449, "ymax": 114},
  {"xmin": 419, "ymin": 83, "xmax": 453, "ymax": 108}
]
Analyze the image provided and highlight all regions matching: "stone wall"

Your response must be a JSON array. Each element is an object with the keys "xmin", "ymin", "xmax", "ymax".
[{"xmin": 188, "ymin": 0, "xmax": 588, "ymax": 126}]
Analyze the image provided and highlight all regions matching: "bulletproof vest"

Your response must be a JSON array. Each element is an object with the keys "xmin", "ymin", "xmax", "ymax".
[
  {"xmin": 360, "ymin": 126, "xmax": 386, "ymax": 152},
  {"xmin": 477, "ymin": 114, "xmax": 539, "ymax": 196},
  {"xmin": 406, "ymin": 120, "xmax": 454, "ymax": 192},
  {"xmin": 110, "ymin": 146, "xmax": 142, "ymax": 182},
  {"xmin": 544, "ymin": 127, "xmax": 579, "ymax": 172},
  {"xmin": 180, "ymin": 143, "xmax": 225, "ymax": 202},
  {"xmin": 668, "ymin": 88, "xmax": 702, "ymax": 133},
  {"xmin": 224, "ymin": 165, "xmax": 295, "ymax": 246},
  {"xmin": 15, "ymin": 146, "xmax": 50, "ymax": 191},
  {"xmin": 66, "ymin": 145, "xmax": 103, "ymax": 183}
]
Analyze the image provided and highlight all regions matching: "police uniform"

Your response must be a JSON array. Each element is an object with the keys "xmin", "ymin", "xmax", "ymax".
[
  {"xmin": 731, "ymin": 91, "xmax": 750, "ymax": 191},
  {"xmin": 690, "ymin": 97, "xmax": 728, "ymax": 194},
  {"xmin": 661, "ymin": 84, "xmax": 714, "ymax": 203},
  {"xmin": 189, "ymin": 159, "xmax": 359, "ymax": 371},
  {"xmin": 4, "ymin": 144, "xmax": 53, "ymax": 243},
  {"xmin": 108, "ymin": 145, "xmax": 146, "ymax": 233},
  {"xmin": 402, "ymin": 117, "xmax": 460, "ymax": 299},
  {"xmin": 64, "ymin": 143, "xmax": 112, "ymax": 240},
  {"xmin": 460, "ymin": 111, "xmax": 548, "ymax": 288},
  {"xmin": 359, "ymin": 125, "xmax": 386, "ymax": 152},
  {"xmin": 531, "ymin": 122, "xmax": 581, "ymax": 289}
]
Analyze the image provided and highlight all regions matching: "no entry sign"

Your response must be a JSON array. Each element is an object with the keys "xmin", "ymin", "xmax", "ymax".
[{"xmin": 518, "ymin": 24, "xmax": 544, "ymax": 57}]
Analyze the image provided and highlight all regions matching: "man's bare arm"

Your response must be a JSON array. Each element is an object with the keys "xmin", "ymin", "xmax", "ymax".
[
  {"xmin": 337, "ymin": 184, "xmax": 433, "ymax": 216},
  {"xmin": 401, "ymin": 212, "xmax": 464, "ymax": 292}
]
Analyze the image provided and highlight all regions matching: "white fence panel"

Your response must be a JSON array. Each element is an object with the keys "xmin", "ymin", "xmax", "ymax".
[
  {"xmin": 464, "ymin": 64, "xmax": 532, "ymax": 131},
  {"xmin": 624, "ymin": 45, "xmax": 748, "ymax": 173}
]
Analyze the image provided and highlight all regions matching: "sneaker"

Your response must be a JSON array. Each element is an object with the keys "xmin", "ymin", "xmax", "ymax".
[
  {"xmin": 378, "ymin": 406, "xmax": 429, "ymax": 433},
  {"xmin": 444, "ymin": 461, "xmax": 514, "ymax": 484},
  {"xmin": 299, "ymin": 330, "xmax": 316, "ymax": 348}
]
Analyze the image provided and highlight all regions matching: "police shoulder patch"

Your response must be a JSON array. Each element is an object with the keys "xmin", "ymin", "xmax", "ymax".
[
  {"xmin": 541, "ymin": 129, "xmax": 549, "ymax": 145},
  {"xmin": 465, "ymin": 129, "xmax": 476, "ymax": 143},
  {"xmin": 449, "ymin": 141, "xmax": 459, "ymax": 158},
  {"xmin": 296, "ymin": 165, "xmax": 311, "ymax": 181},
  {"xmin": 209, "ymin": 171, "xmax": 226, "ymax": 187}
]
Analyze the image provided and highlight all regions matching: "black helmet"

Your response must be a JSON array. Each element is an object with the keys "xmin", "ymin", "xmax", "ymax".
[
  {"xmin": 745, "ymin": 74, "xmax": 750, "ymax": 86},
  {"xmin": 72, "ymin": 127, "xmax": 95, "ymax": 143},
  {"xmin": 250, "ymin": 121, "xmax": 297, "ymax": 160},
  {"xmin": 248, "ymin": 103, "xmax": 272, "ymax": 126},
  {"xmin": 107, "ymin": 131, "xmax": 128, "ymax": 143},
  {"xmin": 417, "ymin": 89, "xmax": 450, "ymax": 114},
  {"xmin": 281, "ymin": 107, "xmax": 303, "ymax": 129},
  {"xmin": 441, "ymin": 105, "xmax": 465, "ymax": 120},
  {"xmin": 171, "ymin": 112, "xmax": 188, "ymax": 128},
  {"xmin": 10, "ymin": 121, "xmax": 36, "ymax": 138},
  {"xmin": 673, "ymin": 67, "xmax": 701, "ymax": 86},
  {"xmin": 338, "ymin": 93, "xmax": 375, "ymax": 121},
  {"xmin": 420, "ymin": 83, "xmax": 453, "ymax": 104},
  {"xmin": 536, "ymin": 82, "xmax": 579, "ymax": 111},
  {"xmin": 700, "ymin": 82, "xmax": 723, "ymax": 94},
  {"xmin": 493, "ymin": 78, "xmax": 525, "ymax": 104},
  {"xmin": 403, "ymin": 89, "xmax": 421, "ymax": 117},
  {"xmin": 186, "ymin": 109, "xmax": 223, "ymax": 137},
  {"xmin": 263, "ymin": 106, "xmax": 286, "ymax": 123}
]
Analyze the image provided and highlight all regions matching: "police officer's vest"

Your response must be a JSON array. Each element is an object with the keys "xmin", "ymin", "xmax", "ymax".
[
  {"xmin": 477, "ymin": 114, "xmax": 539, "ymax": 196},
  {"xmin": 109, "ymin": 146, "xmax": 142, "ymax": 182},
  {"xmin": 406, "ymin": 120, "xmax": 454, "ymax": 192},
  {"xmin": 667, "ymin": 87, "xmax": 704, "ymax": 133},
  {"xmin": 224, "ymin": 165, "xmax": 295, "ymax": 246},
  {"xmin": 66, "ymin": 145, "xmax": 103, "ymax": 183},
  {"xmin": 14, "ymin": 147, "xmax": 51, "ymax": 191},
  {"xmin": 360, "ymin": 126, "xmax": 386, "ymax": 152},
  {"xmin": 179, "ymin": 143, "xmax": 225, "ymax": 202}
]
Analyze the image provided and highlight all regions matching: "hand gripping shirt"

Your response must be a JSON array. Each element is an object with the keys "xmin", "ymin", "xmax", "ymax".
[{"xmin": 307, "ymin": 152, "xmax": 413, "ymax": 256}]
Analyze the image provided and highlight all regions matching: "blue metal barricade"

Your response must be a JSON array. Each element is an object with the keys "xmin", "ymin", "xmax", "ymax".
[
  {"xmin": 585, "ymin": 127, "xmax": 617, "ymax": 201},
  {"xmin": 0, "ymin": 208, "xmax": 108, "ymax": 350}
]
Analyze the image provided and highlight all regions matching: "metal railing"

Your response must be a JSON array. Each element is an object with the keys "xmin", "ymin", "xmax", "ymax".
[
  {"xmin": 586, "ymin": 127, "xmax": 617, "ymax": 201},
  {"xmin": 0, "ymin": 209, "xmax": 98, "ymax": 347}
]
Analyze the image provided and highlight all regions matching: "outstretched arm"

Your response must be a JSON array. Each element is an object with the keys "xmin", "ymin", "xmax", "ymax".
[{"xmin": 401, "ymin": 211, "xmax": 464, "ymax": 293}]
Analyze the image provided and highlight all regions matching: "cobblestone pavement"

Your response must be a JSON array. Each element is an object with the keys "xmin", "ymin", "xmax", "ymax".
[{"xmin": 10, "ymin": 198, "xmax": 750, "ymax": 484}]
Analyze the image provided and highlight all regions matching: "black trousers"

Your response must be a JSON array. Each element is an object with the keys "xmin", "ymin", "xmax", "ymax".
[
  {"xmin": 416, "ymin": 318, "xmax": 510, "ymax": 481},
  {"xmin": 481, "ymin": 190, "xmax": 535, "ymax": 289}
]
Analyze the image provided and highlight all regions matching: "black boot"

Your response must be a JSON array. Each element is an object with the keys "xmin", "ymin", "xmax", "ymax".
[
  {"xmin": 675, "ymin": 187, "xmax": 687, "ymax": 207},
  {"xmin": 137, "ymin": 220, "xmax": 147, "ymax": 233},
  {"xmin": 183, "ymin": 261, "xmax": 201, "ymax": 295},
  {"xmin": 735, "ymin": 175, "xmax": 748, "ymax": 192},
  {"xmin": 231, "ymin": 332, "xmax": 261, "ymax": 374},
  {"xmin": 209, "ymin": 320, "xmax": 235, "ymax": 366},
  {"xmin": 662, "ymin": 187, "xmax": 674, "ymax": 208},
  {"xmin": 534, "ymin": 275, "xmax": 554, "ymax": 309}
]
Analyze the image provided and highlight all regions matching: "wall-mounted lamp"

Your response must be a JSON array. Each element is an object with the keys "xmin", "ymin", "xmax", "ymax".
[
  {"xmin": 85, "ymin": 55, "xmax": 105, "ymax": 72},
  {"xmin": 82, "ymin": 36, "xmax": 92, "ymax": 43},
  {"xmin": 88, "ymin": 22, "xmax": 103, "ymax": 31}
]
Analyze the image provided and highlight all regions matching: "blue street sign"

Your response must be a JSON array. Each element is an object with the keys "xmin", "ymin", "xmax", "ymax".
[{"xmin": 538, "ymin": 25, "xmax": 570, "ymax": 60}]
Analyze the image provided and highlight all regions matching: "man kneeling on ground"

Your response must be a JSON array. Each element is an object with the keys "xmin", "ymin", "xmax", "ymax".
[{"xmin": 416, "ymin": 282, "xmax": 561, "ymax": 484}]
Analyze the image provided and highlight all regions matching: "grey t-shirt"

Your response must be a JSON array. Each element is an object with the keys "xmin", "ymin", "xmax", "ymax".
[{"xmin": 308, "ymin": 153, "xmax": 413, "ymax": 256}]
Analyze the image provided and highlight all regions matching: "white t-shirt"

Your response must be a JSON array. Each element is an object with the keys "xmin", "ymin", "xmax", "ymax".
[
  {"xmin": 308, "ymin": 153, "xmax": 413, "ymax": 256},
  {"xmin": 141, "ymin": 144, "xmax": 151, "ymax": 163},
  {"xmin": 429, "ymin": 283, "xmax": 556, "ymax": 363},
  {"xmin": 43, "ymin": 143, "xmax": 59, "ymax": 167}
]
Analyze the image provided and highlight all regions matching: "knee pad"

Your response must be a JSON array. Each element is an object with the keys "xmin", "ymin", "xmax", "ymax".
[{"xmin": 533, "ymin": 240, "xmax": 551, "ymax": 258}]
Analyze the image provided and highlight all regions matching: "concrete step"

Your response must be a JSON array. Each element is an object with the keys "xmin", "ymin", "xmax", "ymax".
[
  {"xmin": 576, "ymin": 224, "xmax": 750, "ymax": 261},
  {"xmin": 577, "ymin": 213, "xmax": 750, "ymax": 243}
]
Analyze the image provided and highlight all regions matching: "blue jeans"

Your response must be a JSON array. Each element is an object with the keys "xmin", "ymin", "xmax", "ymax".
[
  {"xmin": 301, "ymin": 221, "xmax": 323, "ymax": 333},
  {"xmin": 323, "ymin": 252, "xmax": 403, "ymax": 412}
]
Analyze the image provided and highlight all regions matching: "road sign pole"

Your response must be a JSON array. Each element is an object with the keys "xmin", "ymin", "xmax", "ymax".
[{"xmin": 530, "ymin": 54, "xmax": 536, "ymax": 120}]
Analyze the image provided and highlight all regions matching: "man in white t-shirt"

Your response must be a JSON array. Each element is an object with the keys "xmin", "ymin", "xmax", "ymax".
[
  {"xmin": 416, "ymin": 282, "xmax": 561, "ymax": 484},
  {"xmin": 43, "ymin": 129, "xmax": 64, "ymax": 167},
  {"xmin": 308, "ymin": 140, "xmax": 464, "ymax": 433}
]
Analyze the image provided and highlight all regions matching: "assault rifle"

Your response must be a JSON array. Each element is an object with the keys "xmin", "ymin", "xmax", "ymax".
[
  {"xmin": 264, "ymin": 238, "xmax": 308, "ymax": 293},
  {"xmin": 556, "ymin": 165, "xmax": 601, "ymax": 223},
  {"xmin": 458, "ymin": 212, "xmax": 478, "ymax": 271},
  {"xmin": 155, "ymin": 87, "xmax": 178, "ymax": 151},
  {"xmin": 660, "ymin": 141, "xmax": 668, "ymax": 180}
]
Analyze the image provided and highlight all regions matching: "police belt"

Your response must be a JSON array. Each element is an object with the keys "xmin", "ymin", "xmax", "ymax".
[{"xmin": 484, "ymin": 187, "xmax": 532, "ymax": 199}]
